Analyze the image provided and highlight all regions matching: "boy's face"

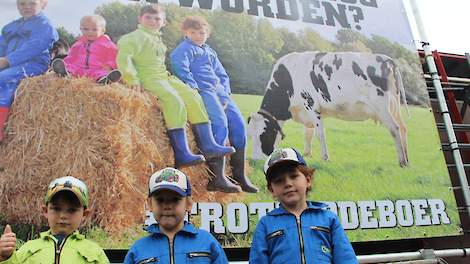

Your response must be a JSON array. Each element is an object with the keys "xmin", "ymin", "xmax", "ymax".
[
  {"xmin": 80, "ymin": 19, "xmax": 104, "ymax": 41},
  {"xmin": 184, "ymin": 27, "xmax": 209, "ymax": 46},
  {"xmin": 268, "ymin": 167, "xmax": 311, "ymax": 209},
  {"xmin": 42, "ymin": 194, "xmax": 89, "ymax": 235},
  {"xmin": 17, "ymin": 0, "xmax": 43, "ymax": 19},
  {"xmin": 138, "ymin": 13, "xmax": 165, "ymax": 31},
  {"xmin": 150, "ymin": 189, "xmax": 191, "ymax": 233}
]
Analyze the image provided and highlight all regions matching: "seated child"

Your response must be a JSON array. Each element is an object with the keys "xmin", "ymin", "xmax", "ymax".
[
  {"xmin": 117, "ymin": 5, "xmax": 234, "ymax": 168},
  {"xmin": 249, "ymin": 148, "xmax": 358, "ymax": 263},
  {"xmin": 0, "ymin": 0, "xmax": 58, "ymax": 142},
  {"xmin": 171, "ymin": 16, "xmax": 258, "ymax": 193},
  {"xmin": 124, "ymin": 167, "xmax": 228, "ymax": 263},
  {"xmin": 0, "ymin": 176, "xmax": 110, "ymax": 263},
  {"xmin": 52, "ymin": 15, "xmax": 121, "ymax": 84}
]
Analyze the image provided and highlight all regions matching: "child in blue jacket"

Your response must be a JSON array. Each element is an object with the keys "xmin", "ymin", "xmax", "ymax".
[
  {"xmin": 0, "ymin": 0, "xmax": 58, "ymax": 142},
  {"xmin": 249, "ymin": 148, "xmax": 358, "ymax": 264},
  {"xmin": 171, "ymin": 16, "xmax": 258, "ymax": 193},
  {"xmin": 124, "ymin": 167, "xmax": 228, "ymax": 264}
]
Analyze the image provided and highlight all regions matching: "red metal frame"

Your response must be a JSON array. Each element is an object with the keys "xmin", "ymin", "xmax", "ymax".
[{"xmin": 432, "ymin": 51, "xmax": 470, "ymax": 158}]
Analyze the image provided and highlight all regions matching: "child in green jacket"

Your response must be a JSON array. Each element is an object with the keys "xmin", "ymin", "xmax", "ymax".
[{"xmin": 0, "ymin": 176, "xmax": 109, "ymax": 263}]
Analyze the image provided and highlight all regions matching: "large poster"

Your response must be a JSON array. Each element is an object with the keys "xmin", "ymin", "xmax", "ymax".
[{"xmin": 0, "ymin": 0, "xmax": 460, "ymax": 248}]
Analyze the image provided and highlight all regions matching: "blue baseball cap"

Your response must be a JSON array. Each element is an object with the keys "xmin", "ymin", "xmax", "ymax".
[
  {"xmin": 148, "ymin": 167, "xmax": 192, "ymax": 197},
  {"xmin": 264, "ymin": 148, "xmax": 307, "ymax": 179}
]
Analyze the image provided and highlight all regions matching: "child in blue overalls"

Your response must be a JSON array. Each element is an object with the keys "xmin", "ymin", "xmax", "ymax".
[
  {"xmin": 249, "ymin": 148, "xmax": 358, "ymax": 263},
  {"xmin": 171, "ymin": 16, "xmax": 258, "ymax": 193},
  {"xmin": 0, "ymin": 0, "xmax": 58, "ymax": 142}
]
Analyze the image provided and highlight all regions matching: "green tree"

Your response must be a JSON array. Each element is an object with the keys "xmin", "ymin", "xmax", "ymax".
[
  {"xmin": 95, "ymin": 2, "xmax": 140, "ymax": 42},
  {"xmin": 56, "ymin": 27, "xmax": 77, "ymax": 47}
]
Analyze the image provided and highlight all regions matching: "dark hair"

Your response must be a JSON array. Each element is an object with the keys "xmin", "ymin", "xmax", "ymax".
[
  {"xmin": 267, "ymin": 164, "xmax": 314, "ymax": 193},
  {"xmin": 140, "ymin": 4, "xmax": 165, "ymax": 17},
  {"xmin": 48, "ymin": 191, "xmax": 83, "ymax": 208},
  {"xmin": 181, "ymin": 16, "xmax": 210, "ymax": 32}
]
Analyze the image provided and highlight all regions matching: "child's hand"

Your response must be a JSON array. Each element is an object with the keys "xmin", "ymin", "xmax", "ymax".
[
  {"xmin": 131, "ymin": 85, "xmax": 143, "ymax": 93},
  {"xmin": 0, "ymin": 58, "xmax": 9, "ymax": 69},
  {"xmin": 0, "ymin": 225, "xmax": 16, "ymax": 261}
]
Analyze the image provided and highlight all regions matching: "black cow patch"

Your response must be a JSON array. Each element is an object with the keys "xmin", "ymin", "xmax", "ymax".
[
  {"xmin": 260, "ymin": 117, "xmax": 281, "ymax": 156},
  {"xmin": 325, "ymin": 64, "xmax": 333, "ymax": 80},
  {"xmin": 333, "ymin": 55, "xmax": 342, "ymax": 70},
  {"xmin": 313, "ymin": 53, "xmax": 327, "ymax": 65},
  {"xmin": 261, "ymin": 64, "xmax": 293, "ymax": 121},
  {"xmin": 377, "ymin": 88, "xmax": 384, "ymax": 96},
  {"xmin": 301, "ymin": 90, "xmax": 315, "ymax": 110},
  {"xmin": 352, "ymin": 62, "xmax": 367, "ymax": 80},
  {"xmin": 310, "ymin": 69, "xmax": 331, "ymax": 102},
  {"xmin": 367, "ymin": 63, "xmax": 389, "ymax": 96}
]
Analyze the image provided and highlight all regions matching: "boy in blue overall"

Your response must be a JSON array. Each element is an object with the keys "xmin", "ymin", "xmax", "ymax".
[
  {"xmin": 124, "ymin": 167, "xmax": 228, "ymax": 264},
  {"xmin": 249, "ymin": 148, "xmax": 358, "ymax": 264},
  {"xmin": 171, "ymin": 16, "xmax": 258, "ymax": 193},
  {"xmin": 0, "ymin": 0, "xmax": 58, "ymax": 142}
]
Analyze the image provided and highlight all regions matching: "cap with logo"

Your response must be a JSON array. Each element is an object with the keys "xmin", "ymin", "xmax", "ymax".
[
  {"xmin": 264, "ymin": 148, "xmax": 306, "ymax": 179},
  {"xmin": 148, "ymin": 167, "xmax": 192, "ymax": 197},
  {"xmin": 44, "ymin": 176, "xmax": 89, "ymax": 208}
]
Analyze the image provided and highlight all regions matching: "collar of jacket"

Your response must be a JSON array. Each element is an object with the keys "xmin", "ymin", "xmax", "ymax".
[
  {"xmin": 268, "ymin": 201, "xmax": 328, "ymax": 216},
  {"xmin": 19, "ymin": 11, "xmax": 44, "ymax": 23},
  {"xmin": 147, "ymin": 221, "xmax": 198, "ymax": 236},
  {"xmin": 78, "ymin": 34, "xmax": 111, "ymax": 43},
  {"xmin": 183, "ymin": 36, "xmax": 208, "ymax": 48},
  {"xmin": 138, "ymin": 24, "xmax": 162, "ymax": 37},
  {"xmin": 40, "ymin": 230, "xmax": 84, "ymax": 242}
]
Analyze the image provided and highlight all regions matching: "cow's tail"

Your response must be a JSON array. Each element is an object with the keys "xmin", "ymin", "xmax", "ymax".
[{"xmin": 393, "ymin": 64, "xmax": 410, "ymax": 118}]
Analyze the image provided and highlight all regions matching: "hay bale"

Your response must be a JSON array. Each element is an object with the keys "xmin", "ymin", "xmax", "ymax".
[{"xmin": 0, "ymin": 75, "xmax": 241, "ymax": 233}]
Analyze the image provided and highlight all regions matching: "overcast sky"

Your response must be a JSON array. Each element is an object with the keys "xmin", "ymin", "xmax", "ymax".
[{"xmin": 404, "ymin": 0, "xmax": 470, "ymax": 55}]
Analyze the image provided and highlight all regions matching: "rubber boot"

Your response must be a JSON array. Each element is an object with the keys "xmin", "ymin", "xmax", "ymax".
[
  {"xmin": 230, "ymin": 148, "xmax": 259, "ymax": 193},
  {"xmin": 192, "ymin": 123, "xmax": 235, "ymax": 159},
  {"xmin": 0, "ymin": 107, "xmax": 9, "ymax": 143},
  {"xmin": 206, "ymin": 157, "xmax": 242, "ymax": 193},
  {"xmin": 167, "ymin": 128, "xmax": 205, "ymax": 168}
]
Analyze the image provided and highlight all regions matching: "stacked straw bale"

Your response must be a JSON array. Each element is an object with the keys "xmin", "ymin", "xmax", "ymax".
[{"xmin": 0, "ymin": 75, "xmax": 240, "ymax": 233}]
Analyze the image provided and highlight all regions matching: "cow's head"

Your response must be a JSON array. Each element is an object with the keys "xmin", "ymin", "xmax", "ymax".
[{"xmin": 247, "ymin": 111, "xmax": 285, "ymax": 160}]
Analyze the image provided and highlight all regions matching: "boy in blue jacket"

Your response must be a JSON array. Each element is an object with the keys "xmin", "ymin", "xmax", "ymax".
[
  {"xmin": 0, "ymin": 0, "xmax": 58, "ymax": 142},
  {"xmin": 124, "ymin": 167, "xmax": 228, "ymax": 264},
  {"xmin": 171, "ymin": 16, "xmax": 258, "ymax": 193},
  {"xmin": 249, "ymin": 148, "xmax": 358, "ymax": 264}
]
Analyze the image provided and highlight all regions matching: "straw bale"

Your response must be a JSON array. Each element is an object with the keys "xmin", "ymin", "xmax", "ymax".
[{"xmin": 0, "ymin": 75, "xmax": 241, "ymax": 233}]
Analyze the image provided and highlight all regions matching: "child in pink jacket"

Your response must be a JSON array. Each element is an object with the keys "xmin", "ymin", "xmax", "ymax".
[{"xmin": 52, "ymin": 15, "xmax": 121, "ymax": 84}]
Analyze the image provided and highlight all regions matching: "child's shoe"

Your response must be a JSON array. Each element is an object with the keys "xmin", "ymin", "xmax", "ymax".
[
  {"xmin": 51, "ymin": 58, "xmax": 69, "ymax": 77},
  {"xmin": 97, "ymin": 70, "xmax": 122, "ymax": 85},
  {"xmin": 192, "ymin": 123, "xmax": 235, "ymax": 159}
]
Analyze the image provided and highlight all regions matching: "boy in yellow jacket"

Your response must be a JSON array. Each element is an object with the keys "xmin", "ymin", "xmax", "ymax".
[
  {"xmin": 117, "ymin": 5, "xmax": 234, "ymax": 170},
  {"xmin": 0, "ymin": 176, "xmax": 109, "ymax": 263}
]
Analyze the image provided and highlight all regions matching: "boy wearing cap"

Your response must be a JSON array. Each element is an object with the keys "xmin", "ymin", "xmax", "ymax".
[
  {"xmin": 124, "ymin": 167, "xmax": 228, "ymax": 264},
  {"xmin": 249, "ymin": 148, "xmax": 357, "ymax": 264},
  {"xmin": 0, "ymin": 176, "xmax": 109, "ymax": 263}
]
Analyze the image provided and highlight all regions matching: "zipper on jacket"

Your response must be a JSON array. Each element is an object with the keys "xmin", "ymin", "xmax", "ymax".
[
  {"xmin": 85, "ymin": 41, "xmax": 92, "ymax": 69},
  {"xmin": 165, "ymin": 236, "xmax": 175, "ymax": 264},
  {"xmin": 296, "ymin": 216, "xmax": 307, "ymax": 264},
  {"xmin": 54, "ymin": 235, "xmax": 70, "ymax": 264}
]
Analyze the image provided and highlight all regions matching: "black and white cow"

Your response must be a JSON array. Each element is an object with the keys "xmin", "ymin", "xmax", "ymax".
[{"xmin": 247, "ymin": 52, "xmax": 409, "ymax": 166}]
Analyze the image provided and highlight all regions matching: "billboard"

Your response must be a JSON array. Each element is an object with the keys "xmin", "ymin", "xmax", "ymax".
[{"xmin": 0, "ymin": 0, "xmax": 461, "ymax": 248}]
